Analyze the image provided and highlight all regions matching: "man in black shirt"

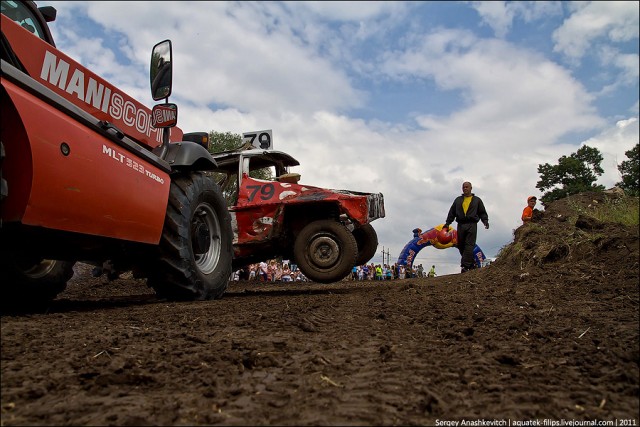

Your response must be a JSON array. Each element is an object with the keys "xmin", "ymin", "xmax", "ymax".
[{"xmin": 443, "ymin": 182, "xmax": 489, "ymax": 273}]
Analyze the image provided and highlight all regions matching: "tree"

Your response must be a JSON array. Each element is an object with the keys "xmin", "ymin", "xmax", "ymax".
[
  {"xmin": 208, "ymin": 130, "xmax": 244, "ymax": 154},
  {"xmin": 616, "ymin": 143, "xmax": 639, "ymax": 196},
  {"xmin": 536, "ymin": 145, "xmax": 605, "ymax": 204}
]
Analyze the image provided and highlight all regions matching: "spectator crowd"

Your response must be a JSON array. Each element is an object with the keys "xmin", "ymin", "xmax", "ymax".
[
  {"xmin": 231, "ymin": 260, "xmax": 431, "ymax": 282},
  {"xmin": 230, "ymin": 260, "xmax": 308, "ymax": 282},
  {"xmin": 349, "ymin": 263, "xmax": 427, "ymax": 280}
]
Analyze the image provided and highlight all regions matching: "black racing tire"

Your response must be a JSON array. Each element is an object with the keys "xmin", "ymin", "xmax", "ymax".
[
  {"xmin": 353, "ymin": 223, "xmax": 378, "ymax": 265},
  {"xmin": 293, "ymin": 220, "xmax": 357, "ymax": 284},
  {"xmin": 147, "ymin": 172, "xmax": 233, "ymax": 301},
  {"xmin": 0, "ymin": 258, "xmax": 74, "ymax": 311}
]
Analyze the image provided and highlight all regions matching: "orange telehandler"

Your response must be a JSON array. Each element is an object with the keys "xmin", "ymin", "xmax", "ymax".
[{"xmin": 1, "ymin": 0, "xmax": 233, "ymax": 308}]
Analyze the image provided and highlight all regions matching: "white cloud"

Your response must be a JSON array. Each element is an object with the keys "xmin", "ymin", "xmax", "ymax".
[
  {"xmin": 292, "ymin": 1, "xmax": 405, "ymax": 22},
  {"xmin": 471, "ymin": 1, "xmax": 563, "ymax": 38},
  {"xmin": 46, "ymin": 1, "xmax": 366, "ymax": 114},
  {"xmin": 553, "ymin": 1, "xmax": 639, "ymax": 61},
  {"xmin": 471, "ymin": 1, "xmax": 515, "ymax": 38},
  {"xmin": 381, "ymin": 30, "xmax": 604, "ymax": 143},
  {"xmin": 609, "ymin": 51, "xmax": 640, "ymax": 87},
  {"xmin": 581, "ymin": 117, "xmax": 640, "ymax": 188}
]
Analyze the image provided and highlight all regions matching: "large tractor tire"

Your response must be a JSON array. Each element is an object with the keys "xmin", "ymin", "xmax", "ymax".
[
  {"xmin": 293, "ymin": 219, "xmax": 357, "ymax": 284},
  {"xmin": 147, "ymin": 172, "xmax": 233, "ymax": 300},
  {"xmin": 352, "ymin": 223, "xmax": 378, "ymax": 265},
  {"xmin": 0, "ymin": 258, "xmax": 75, "ymax": 311}
]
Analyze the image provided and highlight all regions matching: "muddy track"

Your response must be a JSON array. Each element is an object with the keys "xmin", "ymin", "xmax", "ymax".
[{"xmin": 2, "ymin": 268, "xmax": 638, "ymax": 426}]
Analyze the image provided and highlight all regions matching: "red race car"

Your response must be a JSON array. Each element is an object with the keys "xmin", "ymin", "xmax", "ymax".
[{"xmin": 211, "ymin": 146, "xmax": 385, "ymax": 283}]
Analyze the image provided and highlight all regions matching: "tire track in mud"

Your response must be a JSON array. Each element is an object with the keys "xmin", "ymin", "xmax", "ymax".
[{"xmin": 252, "ymin": 283, "xmax": 454, "ymax": 424}]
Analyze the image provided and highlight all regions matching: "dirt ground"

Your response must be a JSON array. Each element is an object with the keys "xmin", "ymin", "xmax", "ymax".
[{"xmin": 1, "ymin": 192, "xmax": 638, "ymax": 426}]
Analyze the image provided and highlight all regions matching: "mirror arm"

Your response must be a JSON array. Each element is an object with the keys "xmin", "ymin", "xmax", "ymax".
[{"xmin": 158, "ymin": 128, "xmax": 171, "ymax": 160}]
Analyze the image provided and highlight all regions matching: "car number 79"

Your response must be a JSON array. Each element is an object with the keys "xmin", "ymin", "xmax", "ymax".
[{"xmin": 246, "ymin": 184, "xmax": 275, "ymax": 202}]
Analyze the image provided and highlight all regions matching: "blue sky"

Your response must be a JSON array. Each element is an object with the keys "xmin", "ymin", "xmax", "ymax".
[{"xmin": 40, "ymin": 1, "xmax": 639, "ymax": 275}]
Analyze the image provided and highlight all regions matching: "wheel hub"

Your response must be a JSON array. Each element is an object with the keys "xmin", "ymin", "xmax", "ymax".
[
  {"xmin": 309, "ymin": 235, "xmax": 340, "ymax": 268},
  {"xmin": 192, "ymin": 221, "xmax": 211, "ymax": 254}
]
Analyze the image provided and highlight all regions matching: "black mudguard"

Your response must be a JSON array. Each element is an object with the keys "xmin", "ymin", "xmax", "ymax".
[{"xmin": 160, "ymin": 141, "xmax": 217, "ymax": 171}]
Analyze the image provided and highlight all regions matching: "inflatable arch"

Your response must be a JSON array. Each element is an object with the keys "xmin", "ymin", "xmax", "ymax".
[{"xmin": 397, "ymin": 224, "xmax": 486, "ymax": 271}]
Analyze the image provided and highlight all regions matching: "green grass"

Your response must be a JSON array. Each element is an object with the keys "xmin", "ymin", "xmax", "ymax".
[{"xmin": 570, "ymin": 195, "xmax": 639, "ymax": 226}]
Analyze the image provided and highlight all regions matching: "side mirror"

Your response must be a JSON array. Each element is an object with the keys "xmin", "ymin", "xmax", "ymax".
[
  {"xmin": 151, "ymin": 103, "xmax": 178, "ymax": 128},
  {"xmin": 38, "ymin": 6, "xmax": 57, "ymax": 22},
  {"xmin": 150, "ymin": 40, "xmax": 172, "ymax": 101}
]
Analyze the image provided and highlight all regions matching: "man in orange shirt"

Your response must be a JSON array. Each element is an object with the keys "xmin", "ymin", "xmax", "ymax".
[{"xmin": 522, "ymin": 196, "xmax": 537, "ymax": 224}]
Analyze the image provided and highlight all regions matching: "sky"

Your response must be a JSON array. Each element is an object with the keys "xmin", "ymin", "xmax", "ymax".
[{"xmin": 39, "ymin": 1, "xmax": 639, "ymax": 276}]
